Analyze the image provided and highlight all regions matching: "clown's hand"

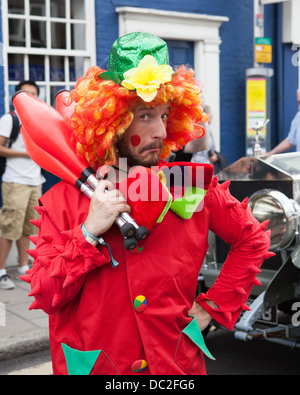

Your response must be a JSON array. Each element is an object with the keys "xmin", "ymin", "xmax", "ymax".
[
  {"xmin": 188, "ymin": 300, "xmax": 218, "ymax": 332},
  {"xmin": 84, "ymin": 180, "xmax": 131, "ymax": 237}
]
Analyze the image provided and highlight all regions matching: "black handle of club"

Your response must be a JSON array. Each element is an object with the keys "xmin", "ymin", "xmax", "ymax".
[
  {"xmin": 134, "ymin": 226, "xmax": 149, "ymax": 241},
  {"xmin": 123, "ymin": 236, "xmax": 138, "ymax": 250}
]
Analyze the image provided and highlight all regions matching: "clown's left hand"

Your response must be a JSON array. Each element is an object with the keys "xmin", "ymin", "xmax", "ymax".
[{"xmin": 188, "ymin": 300, "xmax": 218, "ymax": 332}]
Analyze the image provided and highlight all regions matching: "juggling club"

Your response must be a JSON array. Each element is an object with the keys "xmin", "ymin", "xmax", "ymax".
[{"xmin": 13, "ymin": 91, "xmax": 148, "ymax": 248}]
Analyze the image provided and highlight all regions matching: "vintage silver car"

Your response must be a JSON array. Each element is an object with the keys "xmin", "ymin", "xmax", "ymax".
[{"xmin": 199, "ymin": 152, "xmax": 300, "ymax": 348}]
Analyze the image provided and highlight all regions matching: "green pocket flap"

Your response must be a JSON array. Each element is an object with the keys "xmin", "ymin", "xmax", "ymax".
[
  {"xmin": 62, "ymin": 343, "xmax": 101, "ymax": 375},
  {"xmin": 182, "ymin": 317, "xmax": 215, "ymax": 360}
]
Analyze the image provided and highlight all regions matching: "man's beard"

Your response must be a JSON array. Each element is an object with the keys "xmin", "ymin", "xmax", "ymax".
[{"xmin": 117, "ymin": 135, "xmax": 163, "ymax": 168}]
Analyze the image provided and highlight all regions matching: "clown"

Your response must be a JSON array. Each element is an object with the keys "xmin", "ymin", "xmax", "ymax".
[{"xmin": 20, "ymin": 32, "xmax": 271, "ymax": 375}]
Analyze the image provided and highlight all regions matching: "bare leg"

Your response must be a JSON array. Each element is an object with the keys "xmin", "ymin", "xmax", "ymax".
[
  {"xmin": 16, "ymin": 234, "xmax": 30, "ymax": 268},
  {"xmin": 0, "ymin": 237, "xmax": 12, "ymax": 270}
]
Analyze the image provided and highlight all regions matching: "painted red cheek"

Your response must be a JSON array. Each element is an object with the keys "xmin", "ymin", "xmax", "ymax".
[{"xmin": 131, "ymin": 135, "xmax": 141, "ymax": 147}]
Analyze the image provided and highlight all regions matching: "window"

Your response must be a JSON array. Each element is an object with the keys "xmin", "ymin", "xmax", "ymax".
[{"xmin": 2, "ymin": 0, "xmax": 96, "ymax": 109}]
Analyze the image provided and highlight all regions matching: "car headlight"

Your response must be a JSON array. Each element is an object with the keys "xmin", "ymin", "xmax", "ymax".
[{"xmin": 248, "ymin": 189, "xmax": 300, "ymax": 251}]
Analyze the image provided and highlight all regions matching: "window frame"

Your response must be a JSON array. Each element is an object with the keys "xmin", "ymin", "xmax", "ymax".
[{"xmin": 2, "ymin": 0, "xmax": 96, "ymax": 110}]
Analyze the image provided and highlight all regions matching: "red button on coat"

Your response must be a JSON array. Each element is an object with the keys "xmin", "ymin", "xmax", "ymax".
[
  {"xmin": 131, "ymin": 359, "xmax": 148, "ymax": 372},
  {"xmin": 133, "ymin": 295, "xmax": 147, "ymax": 312}
]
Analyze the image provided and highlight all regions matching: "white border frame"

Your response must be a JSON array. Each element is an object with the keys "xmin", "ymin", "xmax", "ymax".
[{"xmin": 116, "ymin": 7, "xmax": 229, "ymax": 149}]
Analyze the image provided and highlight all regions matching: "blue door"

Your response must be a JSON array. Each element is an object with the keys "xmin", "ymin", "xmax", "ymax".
[
  {"xmin": 42, "ymin": 172, "xmax": 61, "ymax": 194},
  {"xmin": 165, "ymin": 40, "xmax": 194, "ymax": 68}
]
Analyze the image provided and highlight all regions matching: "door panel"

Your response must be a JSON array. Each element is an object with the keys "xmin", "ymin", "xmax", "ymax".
[{"xmin": 165, "ymin": 40, "xmax": 194, "ymax": 69}]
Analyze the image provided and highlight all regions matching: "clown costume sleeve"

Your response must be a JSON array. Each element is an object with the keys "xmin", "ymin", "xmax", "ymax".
[{"xmin": 196, "ymin": 176, "xmax": 273, "ymax": 330}]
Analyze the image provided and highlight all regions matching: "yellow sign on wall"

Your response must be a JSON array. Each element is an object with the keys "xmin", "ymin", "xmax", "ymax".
[
  {"xmin": 255, "ymin": 37, "xmax": 272, "ymax": 64},
  {"xmin": 246, "ymin": 77, "xmax": 267, "ymax": 155}
]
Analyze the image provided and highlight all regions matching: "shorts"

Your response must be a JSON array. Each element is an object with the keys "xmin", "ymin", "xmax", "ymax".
[{"xmin": 0, "ymin": 182, "xmax": 42, "ymax": 240}]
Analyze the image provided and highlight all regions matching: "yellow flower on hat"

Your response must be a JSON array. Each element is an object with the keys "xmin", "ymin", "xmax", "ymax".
[{"xmin": 121, "ymin": 55, "xmax": 174, "ymax": 102}]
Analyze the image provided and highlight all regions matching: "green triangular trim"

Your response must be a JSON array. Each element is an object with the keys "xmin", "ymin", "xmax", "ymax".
[
  {"xmin": 62, "ymin": 343, "xmax": 101, "ymax": 375},
  {"xmin": 157, "ymin": 184, "xmax": 173, "ymax": 223},
  {"xmin": 183, "ymin": 317, "xmax": 215, "ymax": 360},
  {"xmin": 170, "ymin": 186, "xmax": 206, "ymax": 219}
]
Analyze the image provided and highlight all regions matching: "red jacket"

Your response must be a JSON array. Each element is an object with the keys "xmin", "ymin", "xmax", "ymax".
[{"xmin": 23, "ymin": 164, "xmax": 271, "ymax": 375}]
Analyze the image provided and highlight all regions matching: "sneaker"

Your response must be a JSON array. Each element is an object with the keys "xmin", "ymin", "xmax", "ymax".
[{"xmin": 0, "ymin": 274, "xmax": 15, "ymax": 290}]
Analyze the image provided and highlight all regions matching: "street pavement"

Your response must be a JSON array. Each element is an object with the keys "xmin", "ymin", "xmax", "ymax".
[
  {"xmin": 0, "ymin": 264, "xmax": 50, "ymax": 369},
  {"xmin": 7, "ymin": 361, "xmax": 52, "ymax": 375}
]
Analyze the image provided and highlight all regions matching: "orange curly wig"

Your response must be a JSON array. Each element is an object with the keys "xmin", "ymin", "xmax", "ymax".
[{"xmin": 69, "ymin": 65, "xmax": 207, "ymax": 170}]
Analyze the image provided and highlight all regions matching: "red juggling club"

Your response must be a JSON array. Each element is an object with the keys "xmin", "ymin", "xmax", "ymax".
[
  {"xmin": 55, "ymin": 89, "xmax": 76, "ymax": 119},
  {"xmin": 13, "ymin": 91, "xmax": 148, "ymax": 249},
  {"xmin": 20, "ymin": 125, "xmax": 96, "ymax": 199},
  {"xmin": 20, "ymin": 125, "xmax": 77, "ymax": 186}
]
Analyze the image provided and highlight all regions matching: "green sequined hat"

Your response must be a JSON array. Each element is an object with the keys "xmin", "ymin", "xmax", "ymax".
[{"xmin": 98, "ymin": 32, "xmax": 170, "ymax": 85}]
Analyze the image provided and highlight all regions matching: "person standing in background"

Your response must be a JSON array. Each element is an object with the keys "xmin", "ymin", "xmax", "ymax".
[
  {"xmin": 264, "ymin": 90, "xmax": 300, "ymax": 157},
  {"xmin": 0, "ymin": 80, "xmax": 45, "ymax": 290}
]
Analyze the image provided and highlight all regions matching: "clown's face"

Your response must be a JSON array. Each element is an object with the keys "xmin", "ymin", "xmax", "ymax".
[{"xmin": 117, "ymin": 101, "xmax": 170, "ymax": 168}]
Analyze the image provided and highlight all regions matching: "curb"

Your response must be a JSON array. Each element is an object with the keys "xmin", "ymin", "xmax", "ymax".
[{"xmin": 0, "ymin": 328, "xmax": 50, "ymax": 361}]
